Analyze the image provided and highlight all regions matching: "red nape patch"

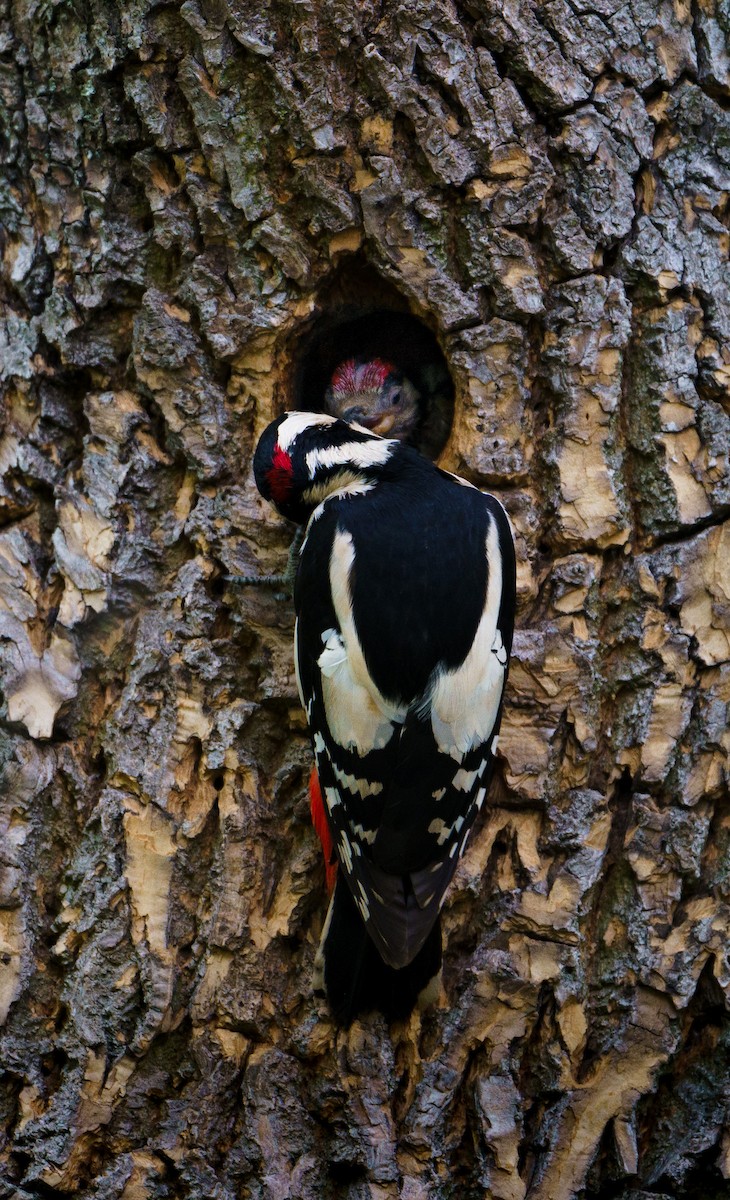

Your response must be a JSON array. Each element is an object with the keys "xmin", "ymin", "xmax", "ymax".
[
  {"xmin": 265, "ymin": 443, "xmax": 294, "ymax": 504},
  {"xmin": 309, "ymin": 767, "xmax": 337, "ymax": 894},
  {"xmin": 331, "ymin": 357, "xmax": 395, "ymax": 396}
]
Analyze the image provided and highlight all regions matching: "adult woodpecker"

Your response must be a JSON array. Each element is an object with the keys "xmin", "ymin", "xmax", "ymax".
[
  {"xmin": 253, "ymin": 411, "xmax": 515, "ymax": 1022},
  {"xmin": 324, "ymin": 358, "xmax": 421, "ymax": 443}
]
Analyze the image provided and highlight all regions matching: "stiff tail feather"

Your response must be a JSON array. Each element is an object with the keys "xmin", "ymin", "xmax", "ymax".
[{"xmin": 316, "ymin": 876, "xmax": 442, "ymax": 1024}]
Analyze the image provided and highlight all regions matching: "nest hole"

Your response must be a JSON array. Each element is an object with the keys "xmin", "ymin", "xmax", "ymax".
[{"xmin": 286, "ymin": 260, "xmax": 455, "ymax": 460}]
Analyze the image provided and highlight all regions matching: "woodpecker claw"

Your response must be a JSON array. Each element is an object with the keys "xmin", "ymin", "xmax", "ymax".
[
  {"xmin": 226, "ymin": 572, "xmax": 290, "ymax": 588},
  {"xmin": 226, "ymin": 526, "xmax": 304, "ymax": 599}
]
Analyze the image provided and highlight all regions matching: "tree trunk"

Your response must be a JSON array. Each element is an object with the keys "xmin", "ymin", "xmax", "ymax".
[{"xmin": 1, "ymin": 1, "xmax": 729, "ymax": 1197}]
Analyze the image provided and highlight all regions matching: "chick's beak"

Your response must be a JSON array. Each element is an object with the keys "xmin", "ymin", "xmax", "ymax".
[
  {"xmin": 367, "ymin": 411, "xmax": 396, "ymax": 435},
  {"xmin": 342, "ymin": 401, "xmax": 396, "ymax": 435},
  {"xmin": 341, "ymin": 401, "xmax": 396, "ymax": 435}
]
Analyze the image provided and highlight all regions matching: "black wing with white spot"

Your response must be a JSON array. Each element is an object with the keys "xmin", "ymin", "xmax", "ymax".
[{"xmin": 293, "ymin": 443, "xmax": 515, "ymax": 971}]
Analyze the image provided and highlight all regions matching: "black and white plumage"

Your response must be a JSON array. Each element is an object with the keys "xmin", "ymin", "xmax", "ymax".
[{"xmin": 253, "ymin": 411, "xmax": 516, "ymax": 1021}]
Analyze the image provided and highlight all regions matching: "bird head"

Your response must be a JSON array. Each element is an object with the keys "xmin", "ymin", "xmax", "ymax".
[
  {"xmin": 253, "ymin": 411, "xmax": 398, "ymax": 524},
  {"xmin": 324, "ymin": 358, "xmax": 421, "ymax": 441}
]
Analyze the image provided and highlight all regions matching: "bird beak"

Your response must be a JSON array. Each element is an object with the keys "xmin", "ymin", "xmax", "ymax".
[
  {"xmin": 342, "ymin": 405, "xmax": 394, "ymax": 434},
  {"xmin": 368, "ymin": 412, "xmax": 396, "ymax": 435},
  {"xmin": 340, "ymin": 398, "xmax": 398, "ymax": 436},
  {"xmin": 349, "ymin": 409, "xmax": 397, "ymax": 435}
]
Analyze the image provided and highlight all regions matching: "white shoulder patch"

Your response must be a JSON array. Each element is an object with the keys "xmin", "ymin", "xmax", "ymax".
[
  {"xmin": 426, "ymin": 512, "xmax": 506, "ymax": 760},
  {"xmin": 318, "ymin": 629, "xmax": 348, "ymax": 676},
  {"xmin": 318, "ymin": 528, "xmax": 405, "ymax": 754}
]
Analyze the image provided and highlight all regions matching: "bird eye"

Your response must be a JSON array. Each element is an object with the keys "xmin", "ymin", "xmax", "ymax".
[{"xmin": 391, "ymin": 390, "xmax": 401, "ymax": 406}]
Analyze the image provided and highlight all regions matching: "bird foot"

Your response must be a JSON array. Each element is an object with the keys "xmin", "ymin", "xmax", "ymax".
[{"xmin": 227, "ymin": 527, "xmax": 303, "ymax": 600}]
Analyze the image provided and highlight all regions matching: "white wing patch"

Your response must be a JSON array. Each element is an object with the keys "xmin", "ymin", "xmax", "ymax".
[
  {"xmin": 426, "ymin": 513, "xmax": 506, "ymax": 760},
  {"xmin": 319, "ymin": 528, "xmax": 406, "ymax": 754}
]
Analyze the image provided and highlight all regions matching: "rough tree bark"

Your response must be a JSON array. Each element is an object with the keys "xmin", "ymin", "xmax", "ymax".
[{"xmin": 1, "ymin": 1, "xmax": 730, "ymax": 1197}]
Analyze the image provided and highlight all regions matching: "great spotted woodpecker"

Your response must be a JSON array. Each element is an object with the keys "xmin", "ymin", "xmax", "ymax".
[
  {"xmin": 253, "ymin": 412, "xmax": 515, "ymax": 1021},
  {"xmin": 324, "ymin": 358, "xmax": 421, "ymax": 443}
]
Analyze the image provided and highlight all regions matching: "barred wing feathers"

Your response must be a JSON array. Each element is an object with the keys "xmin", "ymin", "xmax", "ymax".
[{"xmin": 295, "ymin": 471, "xmax": 515, "ymax": 972}]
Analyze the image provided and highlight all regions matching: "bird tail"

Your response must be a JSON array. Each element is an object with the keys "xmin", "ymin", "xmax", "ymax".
[{"xmin": 314, "ymin": 874, "xmax": 442, "ymax": 1024}]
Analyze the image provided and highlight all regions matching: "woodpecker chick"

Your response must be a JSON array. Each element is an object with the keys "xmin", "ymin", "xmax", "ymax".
[
  {"xmin": 229, "ymin": 360, "xmax": 419, "ymax": 594},
  {"xmin": 253, "ymin": 411, "xmax": 516, "ymax": 1023},
  {"xmin": 324, "ymin": 358, "xmax": 421, "ymax": 442}
]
